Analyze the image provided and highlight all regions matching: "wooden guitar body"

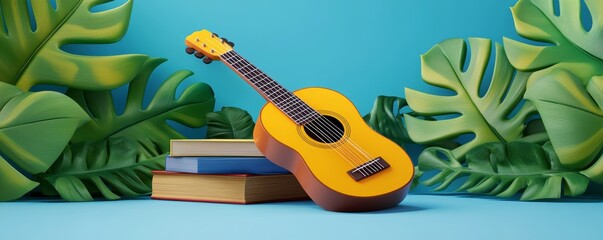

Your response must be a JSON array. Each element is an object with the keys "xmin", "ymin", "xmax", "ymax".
[{"xmin": 254, "ymin": 87, "xmax": 414, "ymax": 212}]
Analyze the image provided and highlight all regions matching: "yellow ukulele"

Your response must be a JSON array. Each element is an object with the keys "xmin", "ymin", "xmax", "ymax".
[{"xmin": 185, "ymin": 29, "xmax": 414, "ymax": 212}]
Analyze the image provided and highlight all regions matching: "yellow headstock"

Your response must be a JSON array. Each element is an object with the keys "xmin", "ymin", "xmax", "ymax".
[{"xmin": 185, "ymin": 29, "xmax": 234, "ymax": 60}]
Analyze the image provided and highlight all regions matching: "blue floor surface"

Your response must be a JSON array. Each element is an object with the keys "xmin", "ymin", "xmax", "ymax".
[{"xmin": 1, "ymin": 194, "xmax": 600, "ymax": 240}]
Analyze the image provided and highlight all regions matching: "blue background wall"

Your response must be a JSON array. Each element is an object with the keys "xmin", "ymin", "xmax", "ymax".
[{"xmin": 83, "ymin": 0, "xmax": 520, "ymax": 138}]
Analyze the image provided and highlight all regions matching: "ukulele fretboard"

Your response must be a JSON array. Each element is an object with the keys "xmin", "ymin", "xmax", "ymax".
[{"xmin": 221, "ymin": 51, "xmax": 321, "ymax": 125}]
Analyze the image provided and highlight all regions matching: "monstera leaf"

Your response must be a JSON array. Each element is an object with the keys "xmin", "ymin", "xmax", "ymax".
[
  {"xmin": 503, "ymin": 0, "xmax": 603, "ymax": 83},
  {"xmin": 525, "ymin": 69, "xmax": 603, "ymax": 170},
  {"xmin": 419, "ymin": 142, "xmax": 590, "ymax": 200},
  {"xmin": 38, "ymin": 137, "xmax": 165, "ymax": 201},
  {"xmin": 363, "ymin": 96, "xmax": 412, "ymax": 147},
  {"xmin": 206, "ymin": 107, "xmax": 255, "ymax": 139},
  {"xmin": 0, "ymin": 82, "xmax": 87, "ymax": 200},
  {"xmin": 67, "ymin": 58, "xmax": 216, "ymax": 152},
  {"xmin": 405, "ymin": 38, "xmax": 536, "ymax": 159},
  {"xmin": 364, "ymin": 95, "xmax": 462, "ymax": 149},
  {"xmin": 583, "ymin": 155, "xmax": 603, "ymax": 185},
  {"xmin": 0, "ymin": 0, "xmax": 147, "ymax": 90}
]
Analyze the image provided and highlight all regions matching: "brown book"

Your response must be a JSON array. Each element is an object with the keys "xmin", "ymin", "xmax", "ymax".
[
  {"xmin": 151, "ymin": 171, "xmax": 308, "ymax": 204},
  {"xmin": 169, "ymin": 139, "xmax": 263, "ymax": 157}
]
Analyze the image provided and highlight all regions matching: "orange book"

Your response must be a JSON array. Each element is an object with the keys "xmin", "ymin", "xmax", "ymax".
[{"xmin": 151, "ymin": 171, "xmax": 308, "ymax": 204}]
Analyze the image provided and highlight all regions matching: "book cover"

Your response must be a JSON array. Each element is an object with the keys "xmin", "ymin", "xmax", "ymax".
[
  {"xmin": 165, "ymin": 155, "xmax": 289, "ymax": 175},
  {"xmin": 170, "ymin": 139, "xmax": 263, "ymax": 157},
  {"xmin": 151, "ymin": 171, "xmax": 308, "ymax": 204}
]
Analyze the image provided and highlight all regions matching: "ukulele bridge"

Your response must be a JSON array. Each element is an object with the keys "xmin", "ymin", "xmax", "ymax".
[{"xmin": 347, "ymin": 157, "xmax": 390, "ymax": 181}]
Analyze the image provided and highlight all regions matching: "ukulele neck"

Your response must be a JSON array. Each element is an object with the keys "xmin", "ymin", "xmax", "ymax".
[{"xmin": 220, "ymin": 50, "xmax": 321, "ymax": 125}]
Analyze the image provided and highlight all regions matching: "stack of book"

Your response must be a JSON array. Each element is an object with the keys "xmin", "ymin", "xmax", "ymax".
[{"xmin": 151, "ymin": 139, "xmax": 308, "ymax": 204}]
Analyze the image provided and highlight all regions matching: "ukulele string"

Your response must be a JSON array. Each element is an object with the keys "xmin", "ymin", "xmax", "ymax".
[
  {"xmin": 282, "ymin": 96, "xmax": 383, "ymax": 172},
  {"xmin": 224, "ymin": 51, "xmax": 380, "ymax": 173},
  {"xmin": 213, "ymin": 47, "xmax": 366, "ymax": 169},
  {"xmin": 254, "ymin": 64, "xmax": 383, "ymax": 172},
  {"xmin": 263, "ymin": 83, "xmax": 379, "ymax": 171},
  {"xmin": 295, "ymin": 117, "xmax": 371, "ymax": 177},
  {"xmin": 232, "ymin": 61, "xmax": 379, "ymax": 175},
  {"xmin": 301, "ymin": 120, "xmax": 378, "ymax": 176},
  {"xmin": 300, "ymin": 113, "xmax": 385, "ymax": 173},
  {"xmin": 234, "ymin": 60, "xmax": 376, "ymax": 175},
  {"xmin": 219, "ymin": 52, "xmax": 376, "ymax": 174},
  {"xmin": 225, "ymin": 63, "xmax": 378, "ymax": 174},
  {"xmin": 210, "ymin": 40, "xmax": 381, "ymax": 174},
  {"xmin": 273, "ymin": 89, "xmax": 384, "ymax": 174},
  {"xmin": 241, "ymin": 73, "xmax": 369, "ymax": 173}
]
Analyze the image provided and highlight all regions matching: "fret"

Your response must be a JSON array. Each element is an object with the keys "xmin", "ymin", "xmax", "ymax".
[
  {"xmin": 228, "ymin": 57, "xmax": 245, "ymax": 66},
  {"xmin": 295, "ymin": 112, "xmax": 319, "ymax": 125},
  {"xmin": 234, "ymin": 64, "xmax": 267, "ymax": 85},
  {"xmin": 281, "ymin": 99, "xmax": 307, "ymax": 115},
  {"xmin": 239, "ymin": 66, "xmax": 260, "ymax": 77},
  {"xmin": 220, "ymin": 50, "xmax": 320, "ymax": 124},
  {"xmin": 221, "ymin": 51, "xmax": 236, "ymax": 63},
  {"xmin": 231, "ymin": 61, "xmax": 258, "ymax": 77},
  {"xmin": 267, "ymin": 93, "xmax": 287, "ymax": 103},
  {"xmin": 246, "ymin": 72, "xmax": 268, "ymax": 84},
  {"xmin": 282, "ymin": 97, "xmax": 310, "ymax": 113},
  {"xmin": 230, "ymin": 59, "xmax": 253, "ymax": 72},
  {"xmin": 279, "ymin": 98, "xmax": 320, "ymax": 124},
  {"xmin": 275, "ymin": 97, "xmax": 299, "ymax": 113},
  {"xmin": 294, "ymin": 108, "xmax": 321, "ymax": 124},
  {"xmin": 258, "ymin": 81, "xmax": 280, "ymax": 94}
]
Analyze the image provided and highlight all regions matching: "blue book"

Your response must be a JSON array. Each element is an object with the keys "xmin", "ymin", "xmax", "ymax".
[{"xmin": 165, "ymin": 156, "xmax": 289, "ymax": 175}]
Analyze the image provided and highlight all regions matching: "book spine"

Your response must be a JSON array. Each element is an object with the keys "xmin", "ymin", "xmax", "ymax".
[{"xmin": 165, "ymin": 156, "xmax": 289, "ymax": 175}]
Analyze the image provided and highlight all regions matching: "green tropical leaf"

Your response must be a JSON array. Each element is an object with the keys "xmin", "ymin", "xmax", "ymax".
[
  {"xmin": 503, "ymin": 0, "xmax": 603, "ymax": 83},
  {"xmin": 363, "ymin": 96, "xmax": 412, "ymax": 147},
  {"xmin": 0, "ymin": 157, "xmax": 38, "ymax": 201},
  {"xmin": 38, "ymin": 137, "xmax": 164, "ymax": 201},
  {"xmin": 67, "ymin": 58, "xmax": 215, "ymax": 152},
  {"xmin": 410, "ymin": 167, "xmax": 423, "ymax": 190},
  {"xmin": 206, "ymin": 107, "xmax": 255, "ymax": 139},
  {"xmin": 0, "ymin": 82, "xmax": 88, "ymax": 200},
  {"xmin": 525, "ymin": 69, "xmax": 603, "ymax": 170},
  {"xmin": 521, "ymin": 118, "xmax": 549, "ymax": 144},
  {"xmin": 582, "ymin": 155, "xmax": 603, "ymax": 185},
  {"xmin": 364, "ymin": 95, "xmax": 461, "ymax": 149},
  {"xmin": 418, "ymin": 142, "xmax": 590, "ymax": 200},
  {"xmin": 0, "ymin": 0, "xmax": 148, "ymax": 90},
  {"xmin": 405, "ymin": 38, "xmax": 536, "ymax": 158}
]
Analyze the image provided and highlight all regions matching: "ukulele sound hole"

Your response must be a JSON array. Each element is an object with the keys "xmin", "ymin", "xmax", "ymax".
[{"xmin": 302, "ymin": 115, "xmax": 344, "ymax": 144}]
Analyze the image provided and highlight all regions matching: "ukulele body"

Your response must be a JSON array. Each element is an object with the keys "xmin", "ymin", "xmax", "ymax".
[{"xmin": 254, "ymin": 87, "xmax": 414, "ymax": 212}]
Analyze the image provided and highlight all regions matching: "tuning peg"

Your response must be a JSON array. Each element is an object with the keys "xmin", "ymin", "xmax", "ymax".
[
  {"xmin": 194, "ymin": 52, "xmax": 205, "ymax": 59},
  {"xmin": 221, "ymin": 37, "xmax": 235, "ymax": 47},
  {"xmin": 185, "ymin": 47, "xmax": 195, "ymax": 54},
  {"xmin": 203, "ymin": 57, "xmax": 213, "ymax": 64},
  {"xmin": 212, "ymin": 33, "xmax": 219, "ymax": 38}
]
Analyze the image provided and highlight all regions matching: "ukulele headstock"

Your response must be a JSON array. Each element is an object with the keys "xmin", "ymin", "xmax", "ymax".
[{"xmin": 185, "ymin": 29, "xmax": 235, "ymax": 64}]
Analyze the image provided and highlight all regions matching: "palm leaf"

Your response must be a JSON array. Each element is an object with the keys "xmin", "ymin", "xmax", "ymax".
[
  {"xmin": 503, "ymin": 0, "xmax": 603, "ymax": 83},
  {"xmin": 67, "ymin": 58, "xmax": 216, "ymax": 152},
  {"xmin": 405, "ymin": 38, "xmax": 536, "ymax": 159},
  {"xmin": 206, "ymin": 107, "xmax": 255, "ymax": 139},
  {"xmin": 38, "ymin": 137, "xmax": 164, "ymax": 201},
  {"xmin": 525, "ymin": 69, "xmax": 603, "ymax": 170},
  {"xmin": 418, "ymin": 142, "xmax": 590, "ymax": 200},
  {"xmin": 0, "ymin": 82, "xmax": 87, "ymax": 200},
  {"xmin": 0, "ymin": 0, "xmax": 148, "ymax": 90}
]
